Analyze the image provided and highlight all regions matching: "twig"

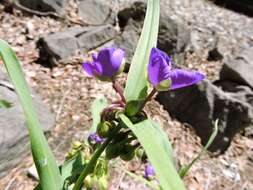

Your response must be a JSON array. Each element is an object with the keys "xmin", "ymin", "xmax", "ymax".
[{"xmin": 56, "ymin": 87, "xmax": 71, "ymax": 121}]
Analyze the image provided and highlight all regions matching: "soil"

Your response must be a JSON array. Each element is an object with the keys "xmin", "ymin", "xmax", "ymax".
[{"xmin": 0, "ymin": 0, "xmax": 252, "ymax": 190}]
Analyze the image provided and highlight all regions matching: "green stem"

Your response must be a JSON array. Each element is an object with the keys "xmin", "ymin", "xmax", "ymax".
[
  {"xmin": 73, "ymin": 138, "xmax": 111, "ymax": 190},
  {"xmin": 73, "ymin": 126, "xmax": 121, "ymax": 190},
  {"xmin": 138, "ymin": 88, "xmax": 157, "ymax": 113},
  {"xmin": 112, "ymin": 80, "xmax": 126, "ymax": 103}
]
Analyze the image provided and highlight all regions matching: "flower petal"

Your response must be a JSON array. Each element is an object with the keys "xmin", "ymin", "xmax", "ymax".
[
  {"xmin": 82, "ymin": 62, "xmax": 94, "ymax": 76},
  {"xmin": 148, "ymin": 48, "xmax": 171, "ymax": 86},
  {"xmin": 91, "ymin": 52, "xmax": 98, "ymax": 61},
  {"xmin": 111, "ymin": 48, "xmax": 125, "ymax": 72},
  {"xmin": 169, "ymin": 69, "xmax": 205, "ymax": 90}
]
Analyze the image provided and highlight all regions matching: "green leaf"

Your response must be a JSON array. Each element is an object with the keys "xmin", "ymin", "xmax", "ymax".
[
  {"xmin": 0, "ymin": 39, "xmax": 63, "ymax": 190},
  {"xmin": 90, "ymin": 96, "xmax": 108, "ymax": 133},
  {"xmin": 0, "ymin": 99, "xmax": 12, "ymax": 108},
  {"xmin": 124, "ymin": 0, "xmax": 160, "ymax": 109},
  {"xmin": 179, "ymin": 120, "xmax": 219, "ymax": 178},
  {"xmin": 119, "ymin": 114, "xmax": 186, "ymax": 190}
]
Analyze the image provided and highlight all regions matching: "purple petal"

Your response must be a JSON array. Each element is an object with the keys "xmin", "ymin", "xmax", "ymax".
[
  {"xmin": 92, "ymin": 53, "xmax": 98, "ymax": 61},
  {"xmin": 148, "ymin": 48, "xmax": 171, "ymax": 86},
  {"xmin": 111, "ymin": 48, "xmax": 125, "ymax": 71},
  {"xmin": 169, "ymin": 69, "xmax": 205, "ymax": 90},
  {"xmin": 144, "ymin": 164, "xmax": 155, "ymax": 179},
  {"xmin": 88, "ymin": 133, "xmax": 104, "ymax": 143},
  {"xmin": 82, "ymin": 62, "xmax": 94, "ymax": 76},
  {"xmin": 96, "ymin": 47, "xmax": 124, "ymax": 77}
]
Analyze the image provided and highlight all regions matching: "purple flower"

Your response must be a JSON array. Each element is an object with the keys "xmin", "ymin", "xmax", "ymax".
[
  {"xmin": 144, "ymin": 164, "xmax": 155, "ymax": 179},
  {"xmin": 82, "ymin": 47, "xmax": 125, "ymax": 81},
  {"xmin": 88, "ymin": 133, "xmax": 105, "ymax": 144},
  {"xmin": 148, "ymin": 48, "xmax": 205, "ymax": 91}
]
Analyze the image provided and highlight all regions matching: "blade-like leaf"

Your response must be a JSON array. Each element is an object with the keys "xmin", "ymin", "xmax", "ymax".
[
  {"xmin": 119, "ymin": 114, "xmax": 186, "ymax": 190},
  {"xmin": 90, "ymin": 96, "xmax": 108, "ymax": 133},
  {"xmin": 124, "ymin": 0, "xmax": 160, "ymax": 106},
  {"xmin": 0, "ymin": 39, "xmax": 62, "ymax": 190},
  {"xmin": 179, "ymin": 120, "xmax": 219, "ymax": 178},
  {"xmin": 0, "ymin": 99, "xmax": 12, "ymax": 108}
]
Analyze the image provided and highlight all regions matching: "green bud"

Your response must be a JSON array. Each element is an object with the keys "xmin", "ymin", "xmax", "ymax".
[
  {"xmin": 112, "ymin": 131, "xmax": 128, "ymax": 143},
  {"xmin": 72, "ymin": 141, "xmax": 82, "ymax": 149},
  {"xmin": 120, "ymin": 145, "xmax": 136, "ymax": 161},
  {"xmin": 136, "ymin": 147, "xmax": 145, "ymax": 159},
  {"xmin": 97, "ymin": 121, "xmax": 114, "ymax": 138},
  {"xmin": 155, "ymin": 79, "xmax": 171, "ymax": 91},
  {"xmin": 83, "ymin": 175, "xmax": 92, "ymax": 188},
  {"xmin": 94, "ymin": 158, "xmax": 109, "ymax": 178},
  {"xmin": 105, "ymin": 144, "xmax": 121, "ymax": 160}
]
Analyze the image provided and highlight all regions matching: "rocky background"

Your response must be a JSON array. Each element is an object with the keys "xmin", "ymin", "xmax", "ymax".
[{"xmin": 0, "ymin": 0, "xmax": 252, "ymax": 189}]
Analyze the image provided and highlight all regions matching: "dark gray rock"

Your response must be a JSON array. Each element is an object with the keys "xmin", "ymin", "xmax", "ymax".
[
  {"xmin": 115, "ymin": 19, "xmax": 141, "ymax": 64},
  {"xmin": 220, "ymin": 47, "xmax": 253, "ymax": 89},
  {"xmin": 78, "ymin": 0, "xmax": 114, "ymax": 25},
  {"xmin": 39, "ymin": 25, "xmax": 117, "ymax": 64},
  {"xmin": 214, "ymin": 0, "xmax": 253, "ymax": 17},
  {"xmin": 18, "ymin": 0, "xmax": 67, "ymax": 15},
  {"xmin": 116, "ymin": 1, "xmax": 190, "ymax": 65},
  {"xmin": 0, "ymin": 71, "xmax": 55, "ymax": 178},
  {"xmin": 156, "ymin": 80, "xmax": 253, "ymax": 153}
]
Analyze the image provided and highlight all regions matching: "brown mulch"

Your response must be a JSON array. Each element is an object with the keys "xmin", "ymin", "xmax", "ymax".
[{"xmin": 0, "ymin": 1, "xmax": 253, "ymax": 190}]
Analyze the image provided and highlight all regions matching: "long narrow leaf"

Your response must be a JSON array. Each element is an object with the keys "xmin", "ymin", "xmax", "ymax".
[
  {"xmin": 0, "ymin": 39, "xmax": 62, "ymax": 190},
  {"xmin": 124, "ymin": 0, "xmax": 160, "ymax": 105},
  {"xmin": 119, "ymin": 114, "xmax": 186, "ymax": 190},
  {"xmin": 90, "ymin": 96, "xmax": 108, "ymax": 133},
  {"xmin": 179, "ymin": 120, "xmax": 219, "ymax": 177}
]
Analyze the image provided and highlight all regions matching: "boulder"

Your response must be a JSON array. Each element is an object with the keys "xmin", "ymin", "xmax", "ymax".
[
  {"xmin": 38, "ymin": 25, "xmax": 117, "ymax": 65},
  {"xmin": 116, "ymin": 1, "xmax": 190, "ymax": 65},
  {"xmin": 156, "ymin": 80, "xmax": 253, "ymax": 153},
  {"xmin": 18, "ymin": 0, "xmax": 67, "ymax": 15},
  {"xmin": 0, "ymin": 71, "xmax": 55, "ymax": 178},
  {"xmin": 78, "ymin": 0, "xmax": 114, "ymax": 25},
  {"xmin": 220, "ymin": 47, "xmax": 253, "ymax": 89},
  {"xmin": 214, "ymin": 0, "xmax": 253, "ymax": 17}
]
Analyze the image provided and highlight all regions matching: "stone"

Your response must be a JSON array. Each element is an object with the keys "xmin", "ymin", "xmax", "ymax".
[
  {"xmin": 39, "ymin": 25, "xmax": 117, "ymax": 65},
  {"xmin": 115, "ymin": 19, "xmax": 141, "ymax": 65},
  {"xmin": 0, "ymin": 70, "xmax": 55, "ymax": 178},
  {"xmin": 220, "ymin": 47, "xmax": 253, "ymax": 89},
  {"xmin": 18, "ymin": 0, "xmax": 67, "ymax": 15},
  {"xmin": 214, "ymin": 0, "xmax": 253, "ymax": 17},
  {"xmin": 156, "ymin": 79, "xmax": 253, "ymax": 153},
  {"xmin": 78, "ymin": 0, "xmax": 114, "ymax": 25},
  {"xmin": 116, "ymin": 1, "xmax": 190, "ymax": 65}
]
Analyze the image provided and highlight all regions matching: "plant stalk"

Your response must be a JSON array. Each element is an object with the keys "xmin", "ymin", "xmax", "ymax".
[
  {"xmin": 112, "ymin": 80, "xmax": 126, "ymax": 103},
  {"xmin": 138, "ymin": 88, "xmax": 157, "ymax": 113},
  {"xmin": 73, "ymin": 127, "xmax": 121, "ymax": 190}
]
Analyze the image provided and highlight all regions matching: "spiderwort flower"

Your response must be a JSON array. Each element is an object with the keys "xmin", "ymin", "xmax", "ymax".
[
  {"xmin": 144, "ymin": 164, "xmax": 155, "ymax": 179},
  {"xmin": 148, "ymin": 47, "xmax": 205, "ymax": 91},
  {"xmin": 88, "ymin": 133, "xmax": 105, "ymax": 144},
  {"xmin": 82, "ymin": 47, "xmax": 125, "ymax": 81}
]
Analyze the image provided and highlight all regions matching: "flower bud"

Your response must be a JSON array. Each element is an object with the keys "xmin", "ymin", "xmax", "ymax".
[
  {"xmin": 120, "ymin": 145, "xmax": 136, "ymax": 161},
  {"xmin": 105, "ymin": 144, "xmax": 121, "ymax": 160},
  {"xmin": 97, "ymin": 121, "xmax": 114, "ymax": 138},
  {"xmin": 82, "ymin": 47, "xmax": 125, "ymax": 81}
]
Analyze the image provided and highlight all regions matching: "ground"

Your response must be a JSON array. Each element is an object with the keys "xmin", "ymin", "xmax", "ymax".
[{"xmin": 0, "ymin": 0, "xmax": 252, "ymax": 190}]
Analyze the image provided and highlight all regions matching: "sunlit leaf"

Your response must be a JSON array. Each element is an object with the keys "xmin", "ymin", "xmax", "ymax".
[
  {"xmin": 124, "ymin": 0, "xmax": 160, "ymax": 115},
  {"xmin": 179, "ymin": 120, "xmax": 219, "ymax": 178},
  {"xmin": 0, "ymin": 39, "xmax": 63, "ymax": 190},
  {"xmin": 90, "ymin": 96, "xmax": 108, "ymax": 133},
  {"xmin": 119, "ymin": 114, "xmax": 186, "ymax": 190}
]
